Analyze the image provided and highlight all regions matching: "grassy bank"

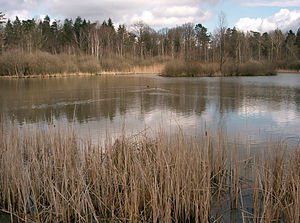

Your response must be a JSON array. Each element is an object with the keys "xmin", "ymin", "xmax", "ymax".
[
  {"xmin": 276, "ymin": 60, "xmax": 300, "ymax": 72},
  {"xmin": 0, "ymin": 49, "xmax": 285, "ymax": 78},
  {"xmin": 0, "ymin": 125, "xmax": 299, "ymax": 222},
  {"xmin": 0, "ymin": 50, "xmax": 166, "ymax": 77},
  {"xmin": 2, "ymin": 48, "xmax": 300, "ymax": 78},
  {"xmin": 0, "ymin": 50, "xmax": 101, "ymax": 76},
  {"xmin": 162, "ymin": 60, "xmax": 277, "ymax": 77}
]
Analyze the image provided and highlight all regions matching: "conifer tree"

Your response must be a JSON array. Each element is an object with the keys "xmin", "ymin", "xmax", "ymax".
[{"xmin": 296, "ymin": 29, "xmax": 300, "ymax": 59}]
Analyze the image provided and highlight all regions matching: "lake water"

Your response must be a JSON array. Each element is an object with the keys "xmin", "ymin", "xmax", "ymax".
[{"xmin": 1, "ymin": 73, "xmax": 300, "ymax": 147}]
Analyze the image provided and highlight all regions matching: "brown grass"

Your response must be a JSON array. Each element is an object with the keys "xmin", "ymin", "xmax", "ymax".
[
  {"xmin": 0, "ymin": 49, "xmax": 102, "ymax": 76},
  {"xmin": 0, "ymin": 124, "xmax": 299, "ymax": 222},
  {"xmin": 0, "ymin": 50, "xmax": 166, "ymax": 77},
  {"xmin": 100, "ymin": 56, "xmax": 166, "ymax": 74},
  {"xmin": 162, "ymin": 60, "xmax": 276, "ymax": 77}
]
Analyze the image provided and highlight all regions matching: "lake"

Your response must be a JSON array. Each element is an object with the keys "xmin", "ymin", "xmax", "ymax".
[{"xmin": 1, "ymin": 73, "xmax": 300, "ymax": 147}]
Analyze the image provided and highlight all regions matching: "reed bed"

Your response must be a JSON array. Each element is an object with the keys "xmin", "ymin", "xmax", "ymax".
[
  {"xmin": 0, "ymin": 50, "xmax": 168, "ymax": 77},
  {"xmin": 0, "ymin": 124, "xmax": 299, "ymax": 222},
  {"xmin": 162, "ymin": 60, "xmax": 276, "ymax": 77},
  {"xmin": 0, "ymin": 50, "xmax": 102, "ymax": 76}
]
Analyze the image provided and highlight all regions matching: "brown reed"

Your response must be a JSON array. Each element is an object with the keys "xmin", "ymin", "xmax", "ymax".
[{"xmin": 0, "ymin": 124, "xmax": 299, "ymax": 222}]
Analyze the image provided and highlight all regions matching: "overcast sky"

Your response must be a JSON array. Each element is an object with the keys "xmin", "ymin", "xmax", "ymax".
[{"xmin": 1, "ymin": 0, "xmax": 300, "ymax": 33}]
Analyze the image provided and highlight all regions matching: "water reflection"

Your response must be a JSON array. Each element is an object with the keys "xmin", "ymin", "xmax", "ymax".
[{"xmin": 1, "ymin": 74, "xmax": 300, "ymax": 145}]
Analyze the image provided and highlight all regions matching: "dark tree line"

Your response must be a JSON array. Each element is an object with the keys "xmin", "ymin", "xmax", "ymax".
[{"xmin": 1, "ymin": 14, "xmax": 300, "ymax": 66}]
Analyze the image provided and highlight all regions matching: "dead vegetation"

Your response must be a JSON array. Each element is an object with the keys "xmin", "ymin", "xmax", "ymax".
[{"xmin": 0, "ymin": 124, "xmax": 299, "ymax": 222}]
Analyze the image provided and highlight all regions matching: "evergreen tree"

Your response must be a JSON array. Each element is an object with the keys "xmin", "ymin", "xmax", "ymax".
[
  {"xmin": 195, "ymin": 24, "xmax": 210, "ymax": 62},
  {"xmin": 62, "ymin": 18, "xmax": 74, "ymax": 53},
  {"xmin": 117, "ymin": 24, "xmax": 127, "ymax": 57},
  {"xmin": 261, "ymin": 32, "xmax": 271, "ymax": 60},
  {"xmin": 13, "ymin": 17, "xmax": 22, "ymax": 47},
  {"xmin": 49, "ymin": 20, "xmax": 60, "ymax": 53},
  {"xmin": 73, "ymin": 16, "xmax": 83, "ymax": 48},
  {"xmin": 249, "ymin": 31, "xmax": 261, "ymax": 60},
  {"xmin": 102, "ymin": 20, "xmax": 107, "ymax": 27},
  {"xmin": 0, "ymin": 12, "xmax": 5, "ymax": 24},
  {"xmin": 4, "ymin": 19, "xmax": 13, "ymax": 47},
  {"xmin": 107, "ymin": 18, "xmax": 114, "ymax": 29},
  {"xmin": 296, "ymin": 28, "xmax": 300, "ymax": 59},
  {"xmin": 285, "ymin": 30, "xmax": 296, "ymax": 59},
  {"xmin": 22, "ymin": 18, "xmax": 38, "ymax": 52}
]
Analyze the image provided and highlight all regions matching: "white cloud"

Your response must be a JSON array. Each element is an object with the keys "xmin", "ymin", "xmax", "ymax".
[
  {"xmin": 130, "ymin": 6, "xmax": 213, "ymax": 26},
  {"xmin": 235, "ymin": 9, "xmax": 300, "ymax": 32},
  {"xmin": 0, "ymin": 0, "xmax": 217, "ymax": 26},
  {"xmin": 244, "ymin": 0, "xmax": 300, "ymax": 7},
  {"xmin": 0, "ymin": 0, "xmax": 39, "ymax": 20},
  {"xmin": 153, "ymin": 6, "xmax": 200, "ymax": 18},
  {"xmin": 5, "ymin": 10, "xmax": 31, "ymax": 21}
]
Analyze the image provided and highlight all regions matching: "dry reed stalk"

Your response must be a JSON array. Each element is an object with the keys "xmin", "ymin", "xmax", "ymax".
[
  {"xmin": 132, "ymin": 64, "xmax": 165, "ymax": 74},
  {"xmin": 0, "ymin": 124, "xmax": 299, "ymax": 222}
]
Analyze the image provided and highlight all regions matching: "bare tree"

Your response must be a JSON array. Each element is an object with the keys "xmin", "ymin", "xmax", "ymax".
[
  {"xmin": 132, "ymin": 21, "xmax": 147, "ymax": 58},
  {"xmin": 0, "ymin": 12, "xmax": 6, "ymax": 53},
  {"xmin": 216, "ymin": 11, "xmax": 227, "ymax": 73}
]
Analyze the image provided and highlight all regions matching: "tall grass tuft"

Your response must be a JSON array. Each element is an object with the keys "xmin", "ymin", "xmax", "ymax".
[
  {"xmin": 162, "ymin": 60, "xmax": 204, "ymax": 77},
  {"xmin": 0, "ymin": 50, "xmax": 168, "ymax": 76},
  {"xmin": 0, "ymin": 124, "xmax": 299, "ymax": 222},
  {"xmin": 0, "ymin": 49, "xmax": 102, "ymax": 76},
  {"xmin": 100, "ymin": 56, "xmax": 168, "ymax": 73},
  {"xmin": 287, "ymin": 60, "xmax": 300, "ymax": 71},
  {"xmin": 237, "ymin": 60, "xmax": 276, "ymax": 76},
  {"xmin": 162, "ymin": 60, "xmax": 276, "ymax": 77}
]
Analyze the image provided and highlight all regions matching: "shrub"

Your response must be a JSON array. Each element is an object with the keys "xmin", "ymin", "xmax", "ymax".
[
  {"xmin": 77, "ymin": 56, "xmax": 101, "ymax": 74},
  {"xmin": 162, "ymin": 60, "xmax": 186, "ymax": 77},
  {"xmin": 222, "ymin": 62, "xmax": 237, "ymax": 76},
  {"xmin": 202, "ymin": 63, "xmax": 219, "ymax": 76},
  {"xmin": 162, "ymin": 60, "xmax": 203, "ymax": 77},
  {"xmin": 162, "ymin": 60, "xmax": 276, "ymax": 77},
  {"xmin": 287, "ymin": 60, "xmax": 300, "ymax": 71},
  {"xmin": 100, "ymin": 56, "xmax": 132, "ymax": 72},
  {"xmin": 237, "ymin": 60, "xmax": 276, "ymax": 76},
  {"xmin": 0, "ymin": 49, "xmax": 26, "ymax": 76},
  {"xmin": 25, "ymin": 52, "xmax": 67, "ymax": 75}
]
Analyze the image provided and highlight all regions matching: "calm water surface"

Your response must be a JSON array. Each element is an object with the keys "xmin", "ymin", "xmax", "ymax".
[{"xmin": 1, "ymin": 73, "xmax": 300, "ymax": 146}]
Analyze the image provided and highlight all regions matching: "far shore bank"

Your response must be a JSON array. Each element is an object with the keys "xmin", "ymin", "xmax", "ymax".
[
  {"xmin": 1, "ymin": 69, "xmax": 299, "ymax": 79},
  {"xmin": 1, "ymin": 49, "xmax": 299, "ymax": 78},
  {"xmin": 0, "ymin": 71, "xmax": 160, "ymax": 79},
  {"xmin": 277, "ymin": 69, "xmax": 300, "ymax": 74},
  {"xmin": 0, "ymin": 64, "xmax": 165, "ymax": 78}
]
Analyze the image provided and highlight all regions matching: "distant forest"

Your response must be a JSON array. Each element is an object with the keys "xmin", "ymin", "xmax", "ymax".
[{"xmin": 0, "ymin": 12, "xmax": 300, "ymax": 75}]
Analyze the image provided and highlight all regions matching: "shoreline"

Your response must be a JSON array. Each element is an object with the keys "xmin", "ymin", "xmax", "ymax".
[
  {"xmin": 0, "ymin": 64, "xmax": 165, "ymax": 78},
  {"xmin": 0, "ymin": 71, "xmax": 161, "ymax": 79},
  {"xmin": 0, "ymin": 69, "xmax": 299, "ymax": 79},
  {"xmin": 276, "ymin": 69, "xmax": 300, "ymax": 74}
]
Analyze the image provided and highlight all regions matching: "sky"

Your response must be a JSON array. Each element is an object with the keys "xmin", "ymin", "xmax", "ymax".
[{"xmin": 1, "ymin": 0, "xmax": 300, "ymax": 33}]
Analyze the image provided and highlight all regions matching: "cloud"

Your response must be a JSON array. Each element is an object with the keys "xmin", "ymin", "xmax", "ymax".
[
  {"xmin": 0, "ymin": 0, "xmax": 217, "ymax": 26},
  {"xmin": 235, "ymin": 9, "xmax": 300, "ymax": 32},
  {"xmin": 130, "ymin": 6, "xmax": 213, "ymax": 26},
  {"xmin": 244, "ymin": 0, "xmax": 300, "ymax": 7},
  {"xmin": 0, "ymin": 0, "xmax": 39, "ymax": 20},
  {"xmin": 5, "ymin": 10, "xmax": 31, "ymax": 20}
]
